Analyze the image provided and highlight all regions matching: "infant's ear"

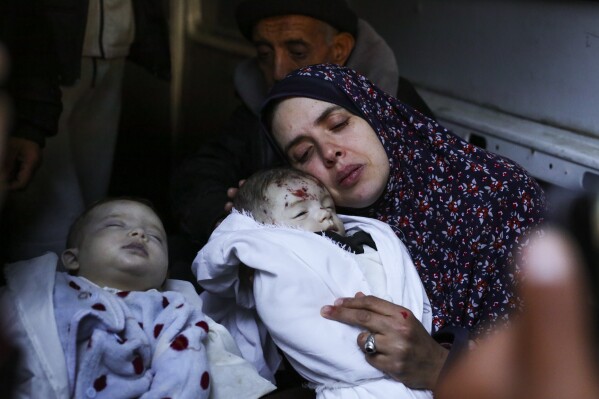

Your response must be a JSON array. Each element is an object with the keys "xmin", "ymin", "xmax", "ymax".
[{"xmin": 61, "ymin": 248, "xmax": 80, "ymax": 273}]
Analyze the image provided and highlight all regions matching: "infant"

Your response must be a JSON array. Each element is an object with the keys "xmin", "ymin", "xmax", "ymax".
[
  {"xmin": 195, "ymin": 168, "xmax": 433, "ymax": 399},
  {"xmin": 1, "ymin": 198, "xmax": 275, "ymax": 399}
]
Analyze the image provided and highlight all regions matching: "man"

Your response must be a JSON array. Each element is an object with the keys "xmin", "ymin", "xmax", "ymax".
[
  {"xmin": 0, "ymin": 0, "xmax": 170, "ymax": 262},
  {"xmin": 0, "ymin": 0, "xmax": 62, "ymax": 192},
  {"xmin": 171, "ymin": 0, "xmax": 434, "ymax": 249}
]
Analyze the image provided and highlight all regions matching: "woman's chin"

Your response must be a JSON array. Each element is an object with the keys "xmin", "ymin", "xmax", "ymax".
[
  {"xmin": 347, "ymin": 183, "xmax": 386, "ymax": 209},
  {"xmin": 336, "ymin": 192, "xmax": 377, "ymax": 209}
]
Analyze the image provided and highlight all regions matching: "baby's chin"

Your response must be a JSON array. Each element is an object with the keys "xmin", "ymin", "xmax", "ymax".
[{"xmin": 111, "ymin": 272, "xmax": 166, "ymax": 292}]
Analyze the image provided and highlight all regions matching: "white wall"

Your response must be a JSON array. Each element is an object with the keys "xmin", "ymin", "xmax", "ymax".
[{"xmin": 350, "ymin": 0, "xmax": 599, "ymax": 189}]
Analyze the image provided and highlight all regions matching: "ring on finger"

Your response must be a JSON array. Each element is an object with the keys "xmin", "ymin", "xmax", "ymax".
[{"xmin": 364, "ymin": 333, "xmax": 377, "ymax": 355}]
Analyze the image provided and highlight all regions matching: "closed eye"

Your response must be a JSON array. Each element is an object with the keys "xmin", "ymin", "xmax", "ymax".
[
  {"xmin": 290, "ymin": 50, "xmax": 306, "ymax": 59},
  {"xmin": 255, "ymin": 44, "xmax": 272, "ymax": 61},
  {"xmin": 293, "ymin": 145, "xmax": 313, "ymax": 164},
  {"xmin": 105, "ymin": 222, "xmax": 124, "ymax": 228},
  {"xmin": 287, "ymin": 43, "xmax": 308, "ymax": 60},
  {"xmin": 293, "ymin": 211, "xmax": 307, "ymax": 219},
  {"xmin": 149, "ymin": 234, "xmax": 163, "ymax": 243},
  {"xmin": 331, "ymin": 119, "xmax": 349, "ymax": 131}
]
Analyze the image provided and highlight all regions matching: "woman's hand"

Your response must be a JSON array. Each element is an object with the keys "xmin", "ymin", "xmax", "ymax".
[
  {"xmin": 223, "ymin": 179, "xmax": 246, "ymax": 213},
  {"xmin": 321, "ymin": 292, "xmax": 448, "ymax": 389}
]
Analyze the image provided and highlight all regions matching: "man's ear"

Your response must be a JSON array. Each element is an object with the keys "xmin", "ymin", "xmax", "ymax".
[
  {"xmin": 61, "ymin": 248, "xmax": 80, "ymax": 273},
  {"xmin": 331, "ymin": 32, "xmax": 355, "ymax": 66}
]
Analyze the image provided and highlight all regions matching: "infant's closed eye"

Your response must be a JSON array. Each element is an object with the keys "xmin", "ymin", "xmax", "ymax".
[
  {"xmin": 293, "ymin": 211, "xmax": 307, "ymax": 219},
  {"xmin": 149, "ymin": 234, "xmax": 164, "ymax": 243},
  {"xmin": 105, "ymin": 223, "xmax": 124, "ymax": 228}
]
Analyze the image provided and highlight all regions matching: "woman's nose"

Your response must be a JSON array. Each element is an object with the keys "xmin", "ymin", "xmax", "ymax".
[{"xmin": 322, "ymin": 144, "xmax": 344, "ymax": 167}]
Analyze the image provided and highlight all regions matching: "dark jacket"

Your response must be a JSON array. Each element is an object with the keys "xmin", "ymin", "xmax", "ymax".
[{"xmin": 0, "ymin": 0, "xmax": 170, "ymax": 147}]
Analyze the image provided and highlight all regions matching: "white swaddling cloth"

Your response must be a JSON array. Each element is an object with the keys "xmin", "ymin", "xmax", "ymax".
[{"xmin": 194, "ymin": 212, "xmax": 433, "ymax": 399}]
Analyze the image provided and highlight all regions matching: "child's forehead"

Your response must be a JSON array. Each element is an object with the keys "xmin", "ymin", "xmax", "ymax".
[
  {"xmin": 272, "ymin": 176, "xmax": 322, "ymax": 191},
  {"xmin": 267, "ymin": 176, "xmax": 330, "ymax": 204},
  {"xmin": 88, "ymin": 200, "xmax": 159, "ymax": 222}
]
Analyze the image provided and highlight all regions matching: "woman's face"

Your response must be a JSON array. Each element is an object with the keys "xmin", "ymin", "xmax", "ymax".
[{"xmin": 271, "ymin": 97, "xmax": 390, "ymax": 208}]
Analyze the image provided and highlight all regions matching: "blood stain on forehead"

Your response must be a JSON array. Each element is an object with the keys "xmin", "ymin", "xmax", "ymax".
[
  {"xmin": 289, "ymin": 187, "xmax": 309, "ymax": 199},
  {"xmin": 280, "ymin": 178, "xmax": 320, "ymax": 203}
]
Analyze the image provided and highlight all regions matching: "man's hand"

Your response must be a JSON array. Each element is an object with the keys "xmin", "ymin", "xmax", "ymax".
[
  {"xmin": 4, "ymin": 137, "xmax": 42, "ymax": 190},
  {"xmin": 321, "ymin": 292, "xmax": 448, "ymax": 389}
]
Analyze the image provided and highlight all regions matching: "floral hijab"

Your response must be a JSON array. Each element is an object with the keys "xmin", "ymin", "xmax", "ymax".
[{"xmin": 261, "ymin": 64, "xmax": 547, "ymax": 335}]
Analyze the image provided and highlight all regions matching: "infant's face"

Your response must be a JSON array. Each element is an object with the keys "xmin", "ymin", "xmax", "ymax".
[
  {"xmin": 265, "ymin": 177, "xmax": 346, "ymax": 235},
  {"xmin": 74, "ymin": 200, "xmax": 168, "ymax": 291}
]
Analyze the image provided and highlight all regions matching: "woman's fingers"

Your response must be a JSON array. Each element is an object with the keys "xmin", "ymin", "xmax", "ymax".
[
  {"xmin": 321, "ymin": 293, "xmax": 412, "ymax": 331},
  {"xmin": 322, "ymin": 293, "xmax": 447, "ymax": 389},
  {"xmin": 225, "ymin": 180, "xmax": 247, "ymax": 212}
]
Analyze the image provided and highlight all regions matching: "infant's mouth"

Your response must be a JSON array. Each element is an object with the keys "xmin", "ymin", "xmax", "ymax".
[{"xmin": 123, "ymin": 242, "xmax": 148, "ymax": 256}]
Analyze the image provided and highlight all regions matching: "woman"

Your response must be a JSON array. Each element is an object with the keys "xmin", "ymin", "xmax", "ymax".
[{"xmin": 260, "ymin": 64, "xmax": 547, "ymax": 389}]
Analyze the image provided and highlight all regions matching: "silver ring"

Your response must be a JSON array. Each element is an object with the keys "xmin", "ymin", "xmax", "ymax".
[{"xmin": 364, "ymin": 333, "xmax": 377, "ymax": 354}]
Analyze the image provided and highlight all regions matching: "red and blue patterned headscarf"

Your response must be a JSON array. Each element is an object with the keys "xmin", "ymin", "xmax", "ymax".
[{"xmin": 262, "ymin": 64, "xmax": 547, "ymax": 335}]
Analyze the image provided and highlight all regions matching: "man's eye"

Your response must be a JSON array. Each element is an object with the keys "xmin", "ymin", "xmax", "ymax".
[
  {"xmin": 288, "ymin": 44, "xmax": 308, "ymax": 60},
  {"xmin": 290, "ymin": 51, "xmax": 306, "ymax": 59},
  {"xmin": 255, "ymin": 46, "xmax": 272, "ymax": 60},
  {"xmin": 257, "ymin": 51, "xmax": 270, "ymax": 60}
]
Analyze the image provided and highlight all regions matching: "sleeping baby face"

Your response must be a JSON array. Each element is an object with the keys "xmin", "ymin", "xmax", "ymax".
[
  {"xmin": 62, "ymin": 200, "xmax": 169, "ymax": 291},
  {"xmin": 264, "ymin": 176, "xmax": 346, "ymax": 235}
]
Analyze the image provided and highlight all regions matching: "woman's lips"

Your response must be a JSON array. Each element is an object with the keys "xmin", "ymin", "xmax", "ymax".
[{"xmin": 337, "ymin": 164, "xmax": 364, "ymax": 187}]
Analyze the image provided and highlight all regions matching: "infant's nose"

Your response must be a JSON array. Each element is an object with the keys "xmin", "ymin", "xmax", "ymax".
[
  {"xmin": 319, "ymin": 208, "xmax": 332, "ymax": 222},
  {"xmin": 129, "ymin": 228, "xmax": 147, "ymax": 240}
]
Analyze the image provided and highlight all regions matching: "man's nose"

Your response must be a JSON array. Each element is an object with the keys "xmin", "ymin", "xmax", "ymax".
[{"xmin": 273, "ymin": 53, "xmax": 298, "ymax": 82}]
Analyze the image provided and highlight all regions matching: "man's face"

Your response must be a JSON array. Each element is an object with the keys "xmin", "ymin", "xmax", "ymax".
[
  {"xmin": 264, "ymin": 176, "xmax": 346, "ymax": 235},
  {"xmin": 252, "ymin": 15, "xmax": 339, "ymax": 88},
  {"xmin": 67, "ymin": 200, "xmax": 169, "ymax": 291}
]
